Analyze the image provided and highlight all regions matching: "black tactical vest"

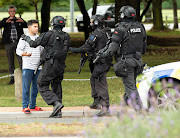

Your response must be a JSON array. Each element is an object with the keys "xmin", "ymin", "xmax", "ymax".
[
  {"xmin": 48, "ymin": 29, "xmax": 68, "ymax": 61},
  {"xmin": 119, "ymin": 21, "xmax": 144, "ymax": 55}
]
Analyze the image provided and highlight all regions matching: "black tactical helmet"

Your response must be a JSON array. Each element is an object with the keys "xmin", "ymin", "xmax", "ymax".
[
  {"xmin": 50, "ymin": 16, "xmax": 66, "ymax": 27},
  {"xmin": 119, "ymin": 6, "xmax": 136, "ymax": 20},
  {"xmin": 91, "ymin": 14, "xmax": 104, "ymax": 26}
]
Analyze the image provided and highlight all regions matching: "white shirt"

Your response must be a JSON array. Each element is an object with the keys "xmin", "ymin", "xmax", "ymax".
[{"xmin": 16, "ymin": 33, "xmax": 44, "ymax": 70}]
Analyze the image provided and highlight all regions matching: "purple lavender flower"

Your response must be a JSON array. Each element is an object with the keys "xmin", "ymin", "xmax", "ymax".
[
  {"xmin": 149, "ymin": 107, "xmax": 155, "ymax": 113},
  {"xmin": 168, "ymin": 78, "xmax": 173, "ymax": 84},
  {"xmin": 93, "ymin": 115, "xmax": 98, "ymax": 124},
  {"xmin": 156, "ymin": 116, "xmax": 163, "ymax": 124},
  {"xmin": 131, "ymin": 92, "xmax": 136, "ymax": 100},
  {"xmin": 170, "ymin": 120, "xmax": 174, "ymax": 126},
  {"xmin": 146, "ymin": 132, "xmax": 151, "ymax": 137},
  {"xmin": 48, "ymin": 128, "xmax": 52, "ymax": 135}
]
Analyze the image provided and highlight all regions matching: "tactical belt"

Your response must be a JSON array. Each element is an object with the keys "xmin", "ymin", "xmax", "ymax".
[{"xmin": 121, "ymin": 54, "xmax": 134, "ymax": 58}]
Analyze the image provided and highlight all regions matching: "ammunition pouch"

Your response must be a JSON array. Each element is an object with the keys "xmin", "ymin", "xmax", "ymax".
[
  {"xmin": 121, "ymin": 51, "xmax": 141, "ymax": 60},
  {"xmin": 135, "ymin": 59, "xmax": 145, "ymax": 75},
  {"xmin": 113, "ymin": 59, "xmax": 128, "ymax": 77},
  {"xmin": 92, "ymin": 63, "xmax": 111, "ymax": 79},
  {"xmin": 134, "ymin": 51, "xmax": 141, "ymax": 60}
]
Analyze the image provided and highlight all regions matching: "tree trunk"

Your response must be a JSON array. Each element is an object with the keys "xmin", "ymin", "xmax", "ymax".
[
  {"xmin": 115, "ymin": 0, "xmax": 126, "ymax": 24},
  {"xmin": 152, "ymin": 0, "xmax": 164, "ymax": 30},
  {"xmin": 92, "ymin": 0, "xmax": 98, "ymax": 15},
  {"xmin": 41, "ymin": 0, "xmax": 52, "ymax": 33},
  {"xmin": 141, "ymin": 0, "xmax": 153, "ymax": 23},
  {"xmin": 128, "ymin": 0, "xmax": 141, "ymax": 21},
  {"xmin": 172, "ymin": 0, "xmax": 178, "ymax": 29},
  {"xmin": 35, "ymin": 3, "xmax": 39, "ymax": 21},
  {"xmin": 76, "ymin": 0, "xmax": 90, "ymax": 40}
]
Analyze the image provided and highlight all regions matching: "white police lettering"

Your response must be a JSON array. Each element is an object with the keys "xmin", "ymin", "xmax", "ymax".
[{"xmin": 130, "ymin": 28, "xmax": 141, "ymax": 33}]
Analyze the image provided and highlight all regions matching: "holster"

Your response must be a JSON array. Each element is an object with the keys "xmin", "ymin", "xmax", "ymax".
[{"xmin": 113, "ymin": 60, "xmax": 128, "ymax": 77}]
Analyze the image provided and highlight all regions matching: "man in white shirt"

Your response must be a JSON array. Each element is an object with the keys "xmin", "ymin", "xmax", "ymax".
[{"xmin": 16, "ymin": 20, "xmax": 43, "ymax": 114}]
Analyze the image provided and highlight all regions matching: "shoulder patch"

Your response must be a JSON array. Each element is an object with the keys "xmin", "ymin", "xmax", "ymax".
[
  {"xmin": 115, "ymin": 31, "xmax": 118, "ymax": 34},
  {"xmin": 90, "ymin": 35, "xmax": 95, "ymax": 40}
]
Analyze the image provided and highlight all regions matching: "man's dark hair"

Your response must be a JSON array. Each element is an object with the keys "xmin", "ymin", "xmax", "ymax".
[{"xmin": 27, "ymin": 20, "xmax": 39, "ymax": 27}]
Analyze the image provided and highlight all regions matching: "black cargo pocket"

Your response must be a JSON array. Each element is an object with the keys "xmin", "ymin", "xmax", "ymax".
[{"xmin": 113, "ymin": 60, "xmax": 128, "ymax": 77}]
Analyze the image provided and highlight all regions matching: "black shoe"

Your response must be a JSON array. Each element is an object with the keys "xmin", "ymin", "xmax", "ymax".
[
  {"xmin": 96, "ymin": 109, "xmax": 111, "ymax": 117},
  {"xmin": 96, "ymin": 106, "xmax": 111, "ymax": 117},
  {"xmin": 90, "ymin": 97, "xmax": 101, "ymax": 109},
  {"xmin": 90, "ymin": 103, "xmax": 101, "ymax": 109},
  {"xmin": 50, "ymin": 101, "xmax": 64, "ymax": 117},
  {"xmin": 8, "ymin": 79, "xmax": 14, "ymax": 85},
  {"xmin": 49, "ymin": 110, "xmax": 62, "ymax": 118}
]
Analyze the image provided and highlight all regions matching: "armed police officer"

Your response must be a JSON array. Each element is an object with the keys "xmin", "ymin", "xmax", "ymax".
[
  {"xmin": 21, "ymin": 16, "xmax": 70, "ymax": 118},
  {"xmin": 69, "ymin": 15, "xmax": 112, "ymax": 116},
  {"xmin": 97, "ymin": 6, "xmax": 147, "ymax": 111}
]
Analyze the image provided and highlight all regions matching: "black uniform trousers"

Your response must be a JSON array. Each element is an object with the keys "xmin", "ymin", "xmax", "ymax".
[
  {"xmin": 5, "ymin": 41, "xmax": 22, "ymax": 77},
  {"xmin": 122, "ymin": 58, "xmax": 142, "ymax": 108},
  {"xmin": 37, "ymin": 59, "xmax": 65, "ymax": 105},
  {"xmin": 90, "ymin": 63, "xmax": 110, "ymax": 107}
]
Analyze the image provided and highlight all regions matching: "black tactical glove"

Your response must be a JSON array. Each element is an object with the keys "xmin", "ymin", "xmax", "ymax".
[
  {"xmin": 69, "ymin": 47, "xmax": 80, "ymax": 53},
  {"xmin": 21, "ymin": 34, "xmax": 32, "ymax": 43}
]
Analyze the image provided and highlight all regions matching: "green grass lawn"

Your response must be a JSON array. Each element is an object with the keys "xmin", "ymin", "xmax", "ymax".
[
  {"xmin": 147, "ymin": 30, "xmax": 180, "ymax": 37},
  {"xmin": 0, "ymin": 50, "xmax": 122, "ymax": 107},
  {"xmin": 0, "ymin": 45, "xmax": 180, "ymax": 107},
  {"xmin": 0, "ymin": 9, "xmax": 179, "ymax": 26}
]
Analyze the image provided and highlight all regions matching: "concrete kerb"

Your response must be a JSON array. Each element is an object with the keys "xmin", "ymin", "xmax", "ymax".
[{"xmin": 0, "ymin": 107, "xmax": 136, "ymax": 119}]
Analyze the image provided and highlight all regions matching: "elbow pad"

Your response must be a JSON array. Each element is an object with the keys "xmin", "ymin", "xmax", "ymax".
[{"xmin": 112, "ymin": 35, "xmax": 121, "ymax": 43}]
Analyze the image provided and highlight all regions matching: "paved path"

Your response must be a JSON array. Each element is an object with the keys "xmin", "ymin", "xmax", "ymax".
[{"xmin": 0, "ymin": 106, "xmax": 136, "ymax": 124}]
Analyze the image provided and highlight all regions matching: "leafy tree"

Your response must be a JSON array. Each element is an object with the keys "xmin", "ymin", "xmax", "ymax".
[
  {"xmin": 28, "ymin": 0, "xmax": 41, "ymax": 21},
  {"xmin": 76, "ymin": 0, "xmax": 90, "ymax": 40},
  {"xmin": 41, "ymin": 0, "xmax": 52, "ymax": 33},
  {"xmin": 152, "ymin": 0, "xmax": 164, "ymax": 30},
  {"xmin": 0, "ymin": 0, "xmax": 31, "ymax": 17},
  {"xmin": 92, "ymin": 0, "xmax": 98, "ymax": 15},
  {"xmin": 141, "ymin": 0, "xmax": 153, "ymax": 23},
  {"xmin": 172, "ymin": 0, "xmax": 178, "ymax": 29}
]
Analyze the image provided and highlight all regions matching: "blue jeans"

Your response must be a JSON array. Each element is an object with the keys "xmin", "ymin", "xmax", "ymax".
[{"xmin": 22, "ymin": 69, "xmax": 40, "ymax": 109}]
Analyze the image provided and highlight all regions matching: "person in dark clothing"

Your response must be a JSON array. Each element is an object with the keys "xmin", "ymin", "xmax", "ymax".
[
  {"xmin": 69, "ymin": 15, "xmax": 112, "ymax": 116},
  {"xmin": 21, "ymin": 16, "xmax": 70, "ymax": 118},
  {"xmin": 99, "ymin": 6, "xmax": 147, "ymax": 111},
  {"xmin": 0, "ymin": 5, "xmax": 27, "ymax": 84}
]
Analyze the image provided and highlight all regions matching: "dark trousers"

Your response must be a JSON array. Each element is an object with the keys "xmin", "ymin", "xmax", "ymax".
[
  {"xmin": 5, "ymin": 42, "xmax": 22, "ymax": 77},
  {"xmin": 122, "ymin": 58, "xmax": 142, "ymax": 107},
  {"xmin": 37, "ymin": 60, "xmax": 65, "ymax": 105},
  {"xmin": 90, "ymin": 63, "xmax": 110, "ymax": 107}
]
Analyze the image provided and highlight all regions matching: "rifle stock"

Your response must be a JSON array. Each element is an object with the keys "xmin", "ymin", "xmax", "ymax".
[
  {"xmin": 78, "ymin": 53, "xmax": 88, "ymax": 74},
  {"xmin": 93, "ymin": 38, "xmax": 111, "ymax": 63}
]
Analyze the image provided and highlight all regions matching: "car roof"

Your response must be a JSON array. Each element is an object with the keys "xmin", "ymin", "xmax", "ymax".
[{"xmin": 87, "ymin": 5, "xmax": 113, "ymax": 16}]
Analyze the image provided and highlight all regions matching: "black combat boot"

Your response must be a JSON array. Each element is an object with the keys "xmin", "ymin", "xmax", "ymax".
[
  {"xmin": 90, "ymin": 97, "xmax": 101, "ymax": 109},
  {"xmin": 8, "ymin": 77, "xmax": 14, "ymax": 85},
  {"xmin": 49, "ymin": 110, "xmax": 62, "ymax": 118},
  {"xmin": 49, "ymin": 101, "xmax": 64, "ymax": 117},
  {"xmin": 96, "ymin": 106, "xmax": 111, "ymax": 117}
]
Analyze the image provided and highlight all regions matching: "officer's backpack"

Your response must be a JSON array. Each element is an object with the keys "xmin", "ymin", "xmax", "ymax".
[{"xmin": 41, "ymin": 29, "xmax": 69, "ymax": 63}]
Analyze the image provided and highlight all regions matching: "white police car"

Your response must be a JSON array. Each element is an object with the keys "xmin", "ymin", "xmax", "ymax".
[
  {"xmin": 137, "ymin": 61, "xmax": 180, "ymax": 110},
  {"xmin": 76, "ymin": 4, "xmax": 115, "ymax": 32}
]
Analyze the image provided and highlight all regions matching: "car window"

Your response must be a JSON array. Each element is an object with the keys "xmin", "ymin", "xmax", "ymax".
[
  {"xmin": 87, "ymin": 6, "xmax": 111, "ymax": 16},
  {"xmin": 107, "ymin": 7, "xmax": 115, "ymax": 14}
]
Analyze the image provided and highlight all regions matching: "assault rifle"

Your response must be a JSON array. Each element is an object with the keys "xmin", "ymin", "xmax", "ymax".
[
  {"xmin": 93, "ymin": 34, "xmax": 111, "ymax": 63},
  {"xmin": 77, "ymin": 35, "xmax": 97, "ymax": 74},
  {"xmin": 78, "ymin": 53, "xmax": 88, "ymax": 74}
]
